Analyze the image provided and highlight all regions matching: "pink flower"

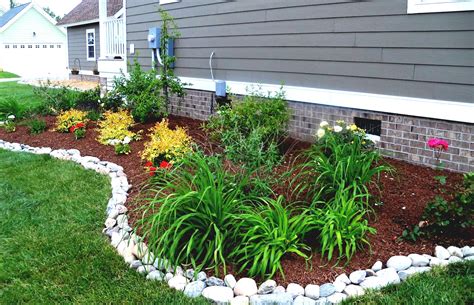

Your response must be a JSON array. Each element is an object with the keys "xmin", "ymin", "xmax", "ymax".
[{"xmin": 427, "ymin": 138, "xmax": 449, "ymax": 151}]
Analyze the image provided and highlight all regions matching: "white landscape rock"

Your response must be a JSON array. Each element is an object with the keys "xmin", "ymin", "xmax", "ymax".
[
  {"xmin": 327, "ymin": 292, "xmax": 347, "ymax": 304},
  {"xmin": 286, "ymin": 283, "xmax": 305, "ymax": 298},
  {"xmin": 249, "ymin": 293, "xmax": 294, "ymax": 305},
  {"xmin": 398, "ymin": 267, "xmax": 431, "ymax": 281},
  {"xmin": 202, "ymin": 286, "xmax": 235, "ymax": 304},
  {"xmin": 234, "ymin": 278, "xmax": 258, "ymax": 297},
  {"xmin": 448, "ymin": 256, "xmax": 463, "ymax": 264},
  {"xmin": 258, "ymin": 280, "xmax": 277, "ymax": 294},
  {"xmin": 360, "ymin": 276, "xmax": 389, "ymax": 290},
  {"xmin": 376, "ymin": 268, "xmax": 400, "ymax": 285},
  {"xmin": 435, "ymin": 246, "xmax": 451, "ymax": 260},
  {"xmin": 294, "ymin": 295, "xmax": 316, "ymax": 305},
  {"xmin": 304, "ymin": 284, "xmax": 319, "ymax": 300},
  {"xmin": 184, "ymin": 280, "xmax": 207, "ymax": 298},
  {"xmin": 371, "ymin": 261, "xmax": 383, "ymax": 272},
  {"xmin": 429, "ymin": 257, "xmax": 449, "ymax": 267},
  {"xmin": 344, "ymin": 284, "xmax": 364, "ymax": 297},
  {"xmin": 225, "ymin": 274, "xmax": 237, "ymax": 289},
  {"xmin": 408, "ymin": 254, "xmax": 430, "ymax": 267},
  {"xmin": 447, "ymin": 246, "xmax": 463, "ymax": 258},
  {"xmin": 333, "ymin": 280, "xmax": 346, "ymax": 293},
  {"xmin": 386, "ymin": 256, "xmax": 412, "ymax": 271},
  {"xmin": 231, "ymin": 296, "xmax": 250, "ymax": 305},
  {"xmin": 168, "ymin": 275, "xmax": 188, "ymax": 291},
  {"xmin": 146, "ymin": 270, "xmax": 165, "ymax": 281},
  {"xmin": 274, "ymin": 286, "xmax": 286, "ymax": 294},
  {"xmin": 319, "ymin": 283, "xmax": 336, "ymax": 298},
  {"xmin": 349, "ymin": 270, "xmax": 366, "ymax": 284},
  {"xmin": 462, "ymin": 246, "xmax": 474, "ymax": 257},
  {"xmin": 335, "ymin": 274, "xmax": 351, "ymax": 285}
]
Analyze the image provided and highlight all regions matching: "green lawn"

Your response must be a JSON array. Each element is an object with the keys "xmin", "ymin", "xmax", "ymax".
[
  {"xmin": 344, "ymin": 261, "xmax": 474, "ymax": 305},
  {"xmin": 0, "ymin": 149, "xmax": 209, "ymax": 304},
  {"xmin": 0, "ymin": 71, "xmax": 19, "ymax": 79},
  {"xmin": 0, "ymin": 82, "xmax": 46, "ymax": 113}
]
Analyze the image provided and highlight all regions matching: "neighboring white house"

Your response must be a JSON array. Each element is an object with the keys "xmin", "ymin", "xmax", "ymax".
[{"xmin": 0, "ymin": 2, "xmax": 67, "ymax": 78}]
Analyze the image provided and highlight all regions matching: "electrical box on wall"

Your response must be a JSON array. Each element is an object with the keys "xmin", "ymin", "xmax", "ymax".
[{"xmin": 148, "ymin": 27, "xmax": 175, "ymax": 68}]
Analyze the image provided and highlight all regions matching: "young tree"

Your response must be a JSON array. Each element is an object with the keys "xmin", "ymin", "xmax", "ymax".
[
  {"xmin": 157, "ymin": 8, "xmax": 187, "ymax": 111},
  {"xmin": 10, "ymin": 0, "xmax": 17, "ymax": 9}
]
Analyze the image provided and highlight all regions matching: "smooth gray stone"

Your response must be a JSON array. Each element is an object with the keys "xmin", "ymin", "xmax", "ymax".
[
  {"xmin": 184, "ymin": 280, "xmax": 207, "ymax": 298},
  {"xmin": 250, "ymin": 292, "xmax": 294, "ymax": 305},
  {"xmin": 319, "ymin": 283, "xmax": 336, "ymax": 297}
]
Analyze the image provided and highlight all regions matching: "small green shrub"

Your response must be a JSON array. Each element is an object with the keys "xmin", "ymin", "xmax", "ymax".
[
  {"xmin": 292, "ymin": 120, "xmax": 390, "ymax": 204},
  {"xmin": 0, "ymin": 97, "xmax": 25, "ymax": 120},
  {"xmin": 205, "ymin": 86, "xmax": 290, "ymax": 170},
  {"xmin": 312, "ymin": 186, "xmax": 376, "ymax": 262},
  {"xmin": 422, "ymin": 172, "xmax": 474, "ymax": 235},
  {"xmin": 230, "ymin": 196, "xmax": 313, "ymax": 278},
  {"xmin": 136, "ymin": 150, "xmax": 250, "ymax": 274},
  {"xmin": 75, "ymin": 87, "xmax": 101, "ymax": 111},
  {"xmin": 86, "ymin": 110, "xmax": 102, "ymax": 121},
  {"xmin": 27, "ymin": 118, "xmax": 47, "ymax": 135}
]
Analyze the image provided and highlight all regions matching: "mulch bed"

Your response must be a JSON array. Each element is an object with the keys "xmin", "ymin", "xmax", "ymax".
[{"xmin": 1, "ymin": 115, "xmax": 472, "ymax": 286}]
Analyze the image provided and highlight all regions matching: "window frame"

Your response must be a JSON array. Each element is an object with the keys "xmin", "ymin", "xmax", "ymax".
[
  {"xmin": 407, "ymin": 0, "xmax": 474, "ymax": 14},
  {"xmin": 86, "ymin": 28, "xmax": 96, "ymax": 61}
]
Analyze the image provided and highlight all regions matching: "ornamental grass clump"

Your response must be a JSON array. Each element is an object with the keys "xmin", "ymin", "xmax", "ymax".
[
  {"xmin": 97, "ymin": 110, "xmax": 139, "ymax": 154},
  {"xmin": 54, "ymin": 109, "xmax": 89, "ymax": 133},
  {"xmin": 136, "ymin": 150, "xmax": 250, "ymax": 274},
  {"xmin": 141, "ymin": 118, "xmax": 192, "ymax": 168},
  {"xmin": 230, "ymin": 196, "xmax": 314, "ymax": 278}
]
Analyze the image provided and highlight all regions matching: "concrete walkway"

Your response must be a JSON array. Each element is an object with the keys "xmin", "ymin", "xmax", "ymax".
[{"xmin": 0, "ymin": 78, "xmax": 21, "ymax": 83}]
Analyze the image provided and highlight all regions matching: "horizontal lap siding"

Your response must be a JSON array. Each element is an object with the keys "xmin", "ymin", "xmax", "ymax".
[
  {"xmin": 67, "ymin": 23, "xmax": 100, "ymax": 71},
  {"xmin": 126, "ymin": 0, "xmax": 474, "ymax": 103}
]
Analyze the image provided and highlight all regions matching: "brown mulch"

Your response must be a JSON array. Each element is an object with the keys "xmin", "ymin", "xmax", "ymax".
[{"xmin": 1, "ymin": 115, "xmax": 472, "ymax": 286}]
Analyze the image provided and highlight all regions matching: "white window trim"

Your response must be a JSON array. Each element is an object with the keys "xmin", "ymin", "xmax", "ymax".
[
  {"xmin": 86, "ymin": 29, "xmax": 96, "ymax": 61},
  {"xmin": 159, "ymin": 0, "xmax": 180, "ymax": 4},
  {"xmin": 408, "ymin": 0, "xmax": 474, "ymax": 14}
]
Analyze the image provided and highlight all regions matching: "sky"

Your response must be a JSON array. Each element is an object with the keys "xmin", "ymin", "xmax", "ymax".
[{"xmin": 0, "ymin": 0, "xmax": 82, "ymax": 16}]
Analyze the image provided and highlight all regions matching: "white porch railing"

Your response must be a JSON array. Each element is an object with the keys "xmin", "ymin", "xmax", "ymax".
[{"xmin": 104, "ymin": 18, "xmax": 126, "ymax": 58}]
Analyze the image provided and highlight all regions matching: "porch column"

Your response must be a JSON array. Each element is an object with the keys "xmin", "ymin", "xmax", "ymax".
[{"xmin": 99, "ymin": 0, "xmax": 107, "ymax": 59}]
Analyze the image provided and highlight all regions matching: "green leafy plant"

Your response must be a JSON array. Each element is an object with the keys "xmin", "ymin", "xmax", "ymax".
[
  {"xmin": 422, "ymin": 172, "xmax": 474, "ymax": 235},
  {"xmin": 114, "ymin": 142, "xmax": 131, "ymax": 155},
  {"xmin": 1, "ymin": 114, "xmax": 16, "ymax": 133},
  {"xmin": 136, "ymin": 150, "xmax": 250, "ymax": 274},
  {"xmin": 230, "ymin": 196, "xmax": 313, "ymax": 278},
  {"xmin": 291, "ymin": 120, "xmax": 390, "ymax": 206},
  {"xmin": 26, "ymin": 118, "xmax": 47, "ymax": 135},
  {"xmin": 205, "ymin": 86, "xmax": 289, "ymax": 170},
  {"xmin": 312, "ymin": 186, "xmax": 376, "ymax": 262},
  {"xmin": 0, "ymin": 97, "xmax": 25, "ymax": 120}
]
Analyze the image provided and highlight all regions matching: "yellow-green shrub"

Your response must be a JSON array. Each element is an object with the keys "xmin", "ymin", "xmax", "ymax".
[
  {"xmin": 141, "ymin": 119, "xmax": 192, "ymax": 164},
  {"xmin": 55, "ymin": 109, "xmax": 89, "ymax": 133},
  {"xmin": 97, "ymin": 110, "xmax": 138, "ymax": 145}
]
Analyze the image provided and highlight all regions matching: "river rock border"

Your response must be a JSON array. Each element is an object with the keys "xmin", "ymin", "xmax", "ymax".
[{"xmin": 1, "ymin": 139, "xmax": 473, "ymax": 305}]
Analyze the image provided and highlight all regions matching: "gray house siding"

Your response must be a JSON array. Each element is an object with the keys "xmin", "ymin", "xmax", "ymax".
[
  {"xmin": 67, "ymin": 23, "xmax": 100, "ymax": 71},
  {"xmin": 126, "ymin": 0, "xmax": 474, "ymax": 104}
]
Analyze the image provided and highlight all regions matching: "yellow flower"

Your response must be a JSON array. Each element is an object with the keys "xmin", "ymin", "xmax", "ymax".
[
  {"xmin": 55, "ymin": 109, "xmax": 89, "ymax": 133},
  {"xmin": 97, "ymin": 110, "xmax": 137, "ymax": 145},
  {"xmin": 141, "ymin": 119, "xmax": 192, "ymax": 163},
  {"xmin": 350, "ymin": 124, "xmax": 358, "ymax": 131}
]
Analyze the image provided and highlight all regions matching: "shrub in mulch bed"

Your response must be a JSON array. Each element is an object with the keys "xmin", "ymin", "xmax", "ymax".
[{"xmin": 0, "ymin": 114, "xmax": 472, "ymax": 286}]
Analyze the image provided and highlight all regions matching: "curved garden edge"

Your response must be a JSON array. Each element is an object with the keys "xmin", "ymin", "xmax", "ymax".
[{"xmin": 0, "ymin": 139, "xmax": 472, "ymax": 305}]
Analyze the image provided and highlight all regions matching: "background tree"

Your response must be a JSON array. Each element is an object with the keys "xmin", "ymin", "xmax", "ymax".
[
  {"xmin": 10, "ymin": 0, "xmax": 17, "ymax": 9},
  {"xmin": 43, "ymin": 6, "xmax": 62, "ymax": 22}
]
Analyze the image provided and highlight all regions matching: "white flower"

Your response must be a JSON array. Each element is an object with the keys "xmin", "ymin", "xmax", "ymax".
[
  {"xmin": 7, "ymin": 115, "xmax": 15, "ymax": 120},
  {"xmin": 108, "ymin": 139, "xmax": 119, "ymax": 146},
  {"xmin": 122, "ymin": 136, "xmax": 131, "ymax": 144},
  {"xmin": 0, "ymin": 121, "xmax": 4, "ymax": 126},
  {"xmin": 316, "ymin": 128, "xmax": 325, "ymax": 138},
  {"xmin": 319, "ymin": 121, "xmax": 329, "ymax": 128},
  {"xmin": 334, "ymin": 126, "xmax": 343, "ymax": 133}
]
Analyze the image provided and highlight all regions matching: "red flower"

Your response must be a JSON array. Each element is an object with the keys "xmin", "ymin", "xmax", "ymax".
[
  {"xmin": 145, "ymin": 161, "xmax": 154, "ymax": 168},
  {"xmin": 160, "ymin": 161, "xmax": 172, "ymax": 169},
  {"xmin": 76, "ymin": 122, "xmax": 85, "ymax": 129},
  {"xmin": 427, "ymin": 138, "xmax": 449, "ymax": 151},
  {"xmin": 69, "ymin": 126, "xmax": 76, "ymax": 133},
  {"xmin": 149, "ymin": 166, "xmax": 157, "ymax": 176}
]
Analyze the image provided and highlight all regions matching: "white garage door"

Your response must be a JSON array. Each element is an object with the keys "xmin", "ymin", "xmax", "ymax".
[{"xmin": 1, "ymin": 42, "xmax": 67, "ymax": 79}]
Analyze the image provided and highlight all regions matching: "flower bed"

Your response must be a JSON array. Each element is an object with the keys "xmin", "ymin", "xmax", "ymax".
[{"xmin": 0, "ymin": 138, "xmax": 472, "ymax": 305}]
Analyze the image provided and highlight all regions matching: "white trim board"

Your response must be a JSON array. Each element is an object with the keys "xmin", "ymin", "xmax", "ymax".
[{"xmin": 178, "ymin": 77, "xmax": 474, "ymax": 124}]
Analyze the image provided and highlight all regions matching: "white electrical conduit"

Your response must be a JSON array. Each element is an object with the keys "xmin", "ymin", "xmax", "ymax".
[{"xmin": 209, "ymin": 51, "xmax": 216, "ymax": 82}]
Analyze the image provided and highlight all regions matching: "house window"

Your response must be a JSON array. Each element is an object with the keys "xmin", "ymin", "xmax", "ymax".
[
  {"xmin": 57, "ymin": 45, "xmax": 62, "ymax": 48},
  {"xmin": 43, "ymin": 45, "xmax": 47, "ymax": 48},
  {"xmin": 50, "ymin": 45, "xmax": 54, "ymax": 48},
  {"xmin": 86, "ymin": 29, "xmax": 96, "ymax": 61},
  {"xmin": 4, "ymin": 45, "xmax": 9, "ymax": 49},
  {"xmin": 13, "ymin": 45, "xmax": 17, "ymax": 48},
  {"xmin": 408, "ymin": 0, "xmax": 474, "ymax": 14},
  {"xmin": 20, "ymin": 45, "xmax": 25, "ymax": 48},
  {"xmin": 159, "ymin": 0, "xmax": 180, "ymax": 4},
  {"xmin": 36, "ymin": 45, "xmax": 40, "ymax": 48},
  {"xmin": 28, "ymin": 45, "xmax": 32, "ymax": 48}
]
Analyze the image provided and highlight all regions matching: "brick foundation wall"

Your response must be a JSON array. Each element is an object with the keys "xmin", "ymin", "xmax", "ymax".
[{"xmin": 152, "ymin": 88, "xmax": 474, "ymax": 172}]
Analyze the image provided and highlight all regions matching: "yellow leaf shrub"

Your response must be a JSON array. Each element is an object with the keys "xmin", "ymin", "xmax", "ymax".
[
  {"xmin": 55, "ymin": 109, "xmax": 89, "ymax": 133},
  {"xmin": 97, "ymin": 110, "xmax": 138, "ymax": 145},
  {"xmin": 141, "ymin": 119, "xmax": 192, "ymax": 164}
]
